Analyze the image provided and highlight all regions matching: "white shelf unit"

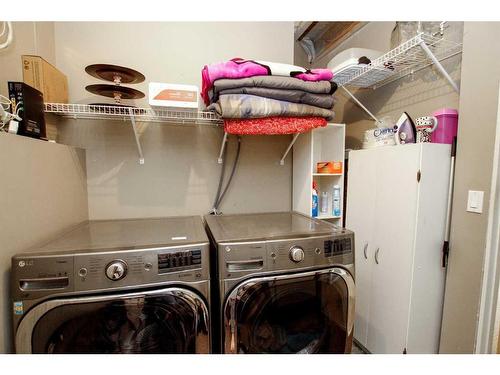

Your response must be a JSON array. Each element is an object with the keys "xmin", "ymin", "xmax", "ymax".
[
  {"xmin": 335, "ymin": 32, "xmax": 462, "ymax": 123},
  {"xmin": 293, "ymin": 123, "xmax": 345, "ymax": 226}
]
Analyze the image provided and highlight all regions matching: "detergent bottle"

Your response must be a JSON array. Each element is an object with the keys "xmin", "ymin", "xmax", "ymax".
[{"xmin": 312, "ymin": 181, "xmax": 319, "ymax": 218}]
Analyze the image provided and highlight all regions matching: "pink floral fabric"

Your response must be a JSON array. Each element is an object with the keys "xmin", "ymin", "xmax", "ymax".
[{"xmin": 224, "ymin": 116, "xmax": 327, "ymax": 135}]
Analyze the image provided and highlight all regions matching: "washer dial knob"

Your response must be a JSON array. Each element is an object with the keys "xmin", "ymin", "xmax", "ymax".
[
  {"xmin": 289, "ymin": 246, "xmax": 305, "ymax": 263},
  {"xmin": 105, "ymin": 260, "xmax": 128, "ymax": 281}
]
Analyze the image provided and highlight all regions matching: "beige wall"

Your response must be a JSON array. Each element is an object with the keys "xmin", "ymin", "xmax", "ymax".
[
  {"xmin": 439, "ymin": 22, "xmax": 500, "ymax": 353},
  {"xmin": 0, "ymin": 134, "xmax": 88, "ymax": 353},
  {"xmin": 0, "ymin": 22, "xmax": 55, "ymax": 98},
  {"xmin": 0, "ymin": 21, "xmax": 89, "ymax": 354},
  {"xmin": 53, "ymin": 22, "xmax": 295, "ymax": 219}
]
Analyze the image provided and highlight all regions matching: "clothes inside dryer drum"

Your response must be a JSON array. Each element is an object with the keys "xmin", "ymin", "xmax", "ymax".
[
  {"xmin": 31, "ymin": 293, "xmax": 209, "ymax": 354},
  {"xmin": 229, "ymin": 273, "xmax": 349, "ymax": 353}
]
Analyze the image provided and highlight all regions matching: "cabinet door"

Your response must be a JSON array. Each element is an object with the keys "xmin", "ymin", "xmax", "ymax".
[
  {"xmin": 366, "ymin": 146, "xmax": 420, "ymax": 354},
  {"xmin": 346, "ymin": 150, "xmax": 377, "ymax": 347}
]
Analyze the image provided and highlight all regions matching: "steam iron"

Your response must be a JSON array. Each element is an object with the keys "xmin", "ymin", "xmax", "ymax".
[{"xmin": 394, "ymin": 112, "xmax": 416, "ymax": 145}]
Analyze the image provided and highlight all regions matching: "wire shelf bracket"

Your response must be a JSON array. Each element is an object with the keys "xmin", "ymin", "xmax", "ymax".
[
  {"xmin": 341, "ymin": 86, "xmax": 380, "ymax": 123},
  {"xmin": 336, "ymin": 33, "xmax": 462, "ymax": 123},
  {"xmin": 280, "ymin": 133, "xmax": 300, "ymax": 166},
  {"xmin": 128, "ymin": 108, "xmax": 145, "ymax": 165}
]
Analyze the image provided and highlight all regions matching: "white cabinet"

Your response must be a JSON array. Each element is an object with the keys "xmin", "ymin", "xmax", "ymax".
[
  {"xmin": 293, "ymin": 123, "xmax": 345, "ymax": 225},
  {"xmin": 346, "ymin": 143, "xmax": 451, "ymax": 354}
]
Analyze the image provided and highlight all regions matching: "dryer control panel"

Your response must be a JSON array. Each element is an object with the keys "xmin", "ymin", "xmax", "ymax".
[
  {"xmin": 324, "ymin": 237, "xmax": 352, "ymax": 257},
  {"xmin": 220, "ymin": 229, "xmax": 354, "ymax": 278}
]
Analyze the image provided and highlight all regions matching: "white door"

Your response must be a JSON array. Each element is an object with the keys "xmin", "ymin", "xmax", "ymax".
[
  {"xmin": 366, "ymin": 145, "xmax": 421, "ymax": 353},
  {"xmin": 346, "ymin": 150, "xmax": 377, "ymax": 347}
]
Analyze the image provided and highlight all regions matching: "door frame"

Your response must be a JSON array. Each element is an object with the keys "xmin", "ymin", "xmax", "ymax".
[{"xmin": 476, "ymin": 83, "xmax": 500, "ymax": 353}]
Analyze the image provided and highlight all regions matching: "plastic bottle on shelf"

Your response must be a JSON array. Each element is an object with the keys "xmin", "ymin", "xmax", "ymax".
[
  {"xmin": 321, "ymin": 191, "xmax": 329, "ymax": 214},
  {"xmin": 332, "ymin": 185, "xmax": 341, "ymax": 217},
  {"xmin": 312, "ymin": 181, "xmax": 319, "ymax": 218}
]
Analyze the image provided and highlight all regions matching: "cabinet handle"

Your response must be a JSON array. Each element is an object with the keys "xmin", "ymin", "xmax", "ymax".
[
  {"xmin": 375, "ymin": 248, "xmax": 380, "ymax": 264},
  {"xmin": 363, "ymin": 243, "xmax": 368, "ymax": 259}
]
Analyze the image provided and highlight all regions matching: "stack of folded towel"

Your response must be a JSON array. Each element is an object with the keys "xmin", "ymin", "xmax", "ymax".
[{"xmin": 202, "ymin": 58, "xmax": 337, "ymax": 135}]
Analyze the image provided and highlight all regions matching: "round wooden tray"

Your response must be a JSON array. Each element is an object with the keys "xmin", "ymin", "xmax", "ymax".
[
  {"xmin": 86, "ymin": 84, "xmax": 145, "ymax": 100},
  {"xmin": 85, "ymin": 64, "xmax": 145, "ymax": 84}
]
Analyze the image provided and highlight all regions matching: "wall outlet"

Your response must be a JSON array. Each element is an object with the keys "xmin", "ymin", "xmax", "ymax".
[{"xmin": 467, "ymin": 190, "xmax": 484, "ymax": 214}]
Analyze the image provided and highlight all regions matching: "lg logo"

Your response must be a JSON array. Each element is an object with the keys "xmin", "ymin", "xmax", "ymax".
[{"xmin": 18, "ymin": 260, "xmax": 33, "ymax": 267}]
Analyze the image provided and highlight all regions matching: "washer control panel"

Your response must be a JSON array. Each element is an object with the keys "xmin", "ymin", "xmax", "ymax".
[{"xmin": 71, "ymin": 244, "xmax": 208, "ymax": 292}]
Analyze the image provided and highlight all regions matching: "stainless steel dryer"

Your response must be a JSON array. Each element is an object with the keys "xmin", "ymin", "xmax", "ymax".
[
  {"xmin": 204, "ymin": 212, "xmax": 355, "ymax": 354},
  {"xmin": 11, "ymin": 216, "xmax": 211, "ymax": 354}
]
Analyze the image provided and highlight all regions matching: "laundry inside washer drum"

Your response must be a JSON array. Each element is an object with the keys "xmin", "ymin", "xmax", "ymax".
[{"xmin": 33, "ymin": 295, "xmax": 201, "ymax": 354}]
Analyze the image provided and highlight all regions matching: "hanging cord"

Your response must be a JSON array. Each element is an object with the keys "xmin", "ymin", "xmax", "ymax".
[
  {"xmin": 210, "ymin": 135, "xmax": 242, "ymax": 215},
  {"xmin": 216, "ymin": 136, "xmax": 241, "ymax": 209},
  {"xmin": 0, "ymin": 94, "xmax": 21, "ymax": 131},
  {"xmin": 0, "ymin": 22, "xmax": 13, "ymax": 51}
]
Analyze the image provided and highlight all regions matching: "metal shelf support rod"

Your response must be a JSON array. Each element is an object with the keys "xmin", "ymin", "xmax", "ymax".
[
  {"xmin": 419, "ymin": 40, "xmax": 459, "ymax": 93},
  {"xmin": 280, "ymin": 133, "xmax": 300, "ymax": 166},
  {"xmin": 218, "ymin": 132, "xmax": 228, "ymax": 164},
  {"xmin": 128, "ymin": 110, "xmax": 145, "ymax": 165},
  {"xmin": 341, "ymin": 86, "xmax": 380, "ymax": 123}
]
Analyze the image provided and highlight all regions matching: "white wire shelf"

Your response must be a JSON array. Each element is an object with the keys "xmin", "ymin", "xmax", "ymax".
[
  {"xmin": 44, "ymin": 103, "xmax": 223, "ymax": 125},
  {"xmin": 334, "ymin": 33, "xmax": 462, "ymax": 89}
]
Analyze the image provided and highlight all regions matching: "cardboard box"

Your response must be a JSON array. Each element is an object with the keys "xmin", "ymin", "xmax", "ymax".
[
  {"xmin": 316, "ymin": 161, "xmax": 343, "ymax": 174},
  {"xmin": 22, "ymin": 55, "xmax": 68, "ymax": 103},
  {"xmin": 149, "ymin": 82, "xmax": 199, "ymax": 109}
]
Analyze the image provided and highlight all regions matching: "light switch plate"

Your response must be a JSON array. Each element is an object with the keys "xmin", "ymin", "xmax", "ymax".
[{"xmin": 467, "ymin": 190, "xmax": 484, "ymax": 213}]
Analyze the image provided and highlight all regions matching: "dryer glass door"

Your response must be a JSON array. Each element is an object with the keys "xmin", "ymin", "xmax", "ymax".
[
  {"xmin": 23, "ymin": 287, "xmax": 209, "ymax": 353},
  {"xmin": 223, "ymin": 267, "xmax": 354, "ymax": 354}
]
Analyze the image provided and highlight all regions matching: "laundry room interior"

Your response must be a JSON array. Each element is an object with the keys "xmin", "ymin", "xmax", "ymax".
[{"xmin": 2, "ymin": 4, "xmax": 500, "ymax": 365}]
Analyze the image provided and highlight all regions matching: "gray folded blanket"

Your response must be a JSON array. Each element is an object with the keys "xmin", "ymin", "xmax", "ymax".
[
  {"xmin": 213, "ymin": 75, "xmax": 337, "ymax": 94},
  {"xmin": 208, "ymin": 94, "xmax": 335, "ymax": 120},
  {"xmin": 217, "ymin": 86, "xmax": 334, "ymax": 109}
]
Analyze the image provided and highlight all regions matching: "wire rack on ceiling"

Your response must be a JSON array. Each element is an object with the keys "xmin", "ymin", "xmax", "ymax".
[
  {"xmin": 44, "ymin": 103, "xmax": 223, "ymax": 125},
  {"xmin": 333, "ymin": 33, "xmax": 463, "ymax": 89}
]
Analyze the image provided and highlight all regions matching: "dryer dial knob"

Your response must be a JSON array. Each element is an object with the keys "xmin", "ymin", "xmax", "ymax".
[
  {"xmin": 289, "ymin": 246, "xmax": 305, "ymax": 263},
  {"xmin": 105, "ymin": 260, "xmax": 128, "ymax": 281}
]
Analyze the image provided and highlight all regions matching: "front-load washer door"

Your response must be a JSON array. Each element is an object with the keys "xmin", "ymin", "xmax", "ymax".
[
  {"xmin": 223, "ymin": 267, "xmax": 354, "ymax": 354},
  {"xmin": 16, "ymin": 287, "xmax": 210, "ymax": 354}
]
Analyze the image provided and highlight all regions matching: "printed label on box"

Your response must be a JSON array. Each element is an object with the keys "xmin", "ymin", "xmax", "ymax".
[{"xmin": 154, "ymin": 89, "xmax": 197, "ymax": 102}]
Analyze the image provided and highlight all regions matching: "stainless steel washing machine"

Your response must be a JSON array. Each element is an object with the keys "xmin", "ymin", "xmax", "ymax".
[
  {"xmin": 204, "ymin": 212, "xmax": 355, "ymax": 354},
  {"xmin": 11, "ymin": 216, "xmax": 211, "ymax": 354}
]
